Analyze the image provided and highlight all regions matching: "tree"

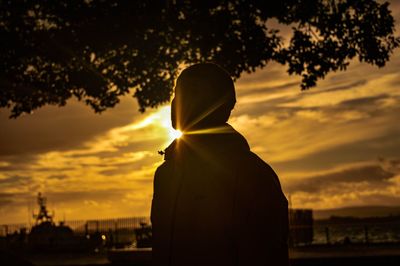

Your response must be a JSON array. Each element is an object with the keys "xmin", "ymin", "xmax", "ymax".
[{"xmin": 1, "ymin": 0, "xmax": 399, "ymax": 118}]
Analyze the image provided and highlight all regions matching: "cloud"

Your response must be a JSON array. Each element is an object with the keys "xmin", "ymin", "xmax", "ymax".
[
  {"xmin": 309, "ymin": 80, "xmax": 368, "ymax": 94},
  {"xmin": 0, "ymin": 96, "xmax": 141, "ymax": 157},
  {"xmin": 286, "ymin": 159, "xmax": 400, "ymax": 209},
  {"xmin": 230, "ymin": 61, "xmax": 400, "ymax": 168},
  {"xmin": 286, "ymin": 163, "xmax": 396, "ymax": 194},
  {"xmin": 47, "ymin": 174, "xmax": 69, "ymax": 180},
  {"xmin": 338, "ymin": 94, "xmax": 390, "ymax": 107},
  {"xmin": 278, "ymin": 73, "xmax": 400, "ymax": 109},
  {"xmin": 290, "ymin": 177, "xmax": 400, "ymax": 210},
  {"xmin": 0, "ymin": 175, "xmax": 32, "ymax": 186},
  {"xmin": 231, "ymin": 103, "xmax": 395, "ymax": 164},
  {"xmin": 0, "ymin": 193, "xmax": 14, "ymax": 208}
]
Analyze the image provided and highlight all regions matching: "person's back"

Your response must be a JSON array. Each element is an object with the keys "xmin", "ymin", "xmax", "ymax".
[{"xmin": 151, "ymin": 63, "xmax": 288, "ymax": 266}]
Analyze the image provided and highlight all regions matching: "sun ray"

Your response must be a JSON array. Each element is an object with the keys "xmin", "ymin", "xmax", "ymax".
[
  {"xmin": 182, "ymin": 94, "xmax": 230, "ymax": 131},
  {"xmin": 184, "ymin": 125, "xmax": 235, "ymax": 135}
]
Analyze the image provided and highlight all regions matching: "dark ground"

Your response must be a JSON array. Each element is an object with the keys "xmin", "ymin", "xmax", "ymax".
[{"xmin": 2, "ymin": 243, "xmax": 400, "ymax": 266}]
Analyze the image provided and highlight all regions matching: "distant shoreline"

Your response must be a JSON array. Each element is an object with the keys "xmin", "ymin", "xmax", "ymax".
[{"xmin": 313, "ymin": 205, "xmax": 400, "ymax": 220}]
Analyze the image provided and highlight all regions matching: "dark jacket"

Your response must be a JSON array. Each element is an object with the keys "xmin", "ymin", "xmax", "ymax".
[{"xmin": 151, "ymin": 124, "xmax": 288, "ymax": 266}]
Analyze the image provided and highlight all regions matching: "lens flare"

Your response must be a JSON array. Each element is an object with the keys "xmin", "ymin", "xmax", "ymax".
[
  {"xmin": 170, "ymin": 129, "xmax": 183, "ymax": 139},
  {"xmin": 152, "ymin": 106, "xmax": 183, "ymax": 142}
]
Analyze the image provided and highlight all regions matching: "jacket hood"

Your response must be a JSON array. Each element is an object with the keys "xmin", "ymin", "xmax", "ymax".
[{"xmin": 163, "ymin": 123, "xmax": 250, "ymax": 161}]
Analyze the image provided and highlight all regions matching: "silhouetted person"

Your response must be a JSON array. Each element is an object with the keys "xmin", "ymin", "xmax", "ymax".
[{"xmin": 151, "ymin": 63, "xmax": 288, "ymax": 266}]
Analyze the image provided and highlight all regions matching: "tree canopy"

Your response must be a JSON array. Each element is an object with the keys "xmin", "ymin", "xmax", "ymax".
[{"xmin": 1, "ymin": 0, "xmax": 399, "ymax": 118}]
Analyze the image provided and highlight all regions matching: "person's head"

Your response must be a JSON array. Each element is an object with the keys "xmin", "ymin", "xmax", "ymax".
[{"xmin": 171, "ymin": 63, "xmax": 236, "ymax": 131}]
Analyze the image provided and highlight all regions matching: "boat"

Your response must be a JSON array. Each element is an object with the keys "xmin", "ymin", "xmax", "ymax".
[{"xmin": 27, "ymin": 192, "xmax": 102, "ymax": 252}]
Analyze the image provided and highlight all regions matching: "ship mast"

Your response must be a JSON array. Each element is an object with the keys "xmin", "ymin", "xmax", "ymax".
[{"xmin": 33, "ymin": 192, "xmax": 53, "ymax": 225}]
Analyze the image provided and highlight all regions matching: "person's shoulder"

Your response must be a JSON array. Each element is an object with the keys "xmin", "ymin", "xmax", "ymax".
[
  {"xmin": 241, "ymin": 151, "xmax": 277, "ymax": 177},
  {"xmin": 246, "ymin": 151, "xmax": 273, "ymax": 167},
  {"xmin": 155, "ymin": 160, "xmax": 173, "ymax": 177},
  {"xmin": 153, "ymin": 159, "xmax": 174, "ymax": 188},
  {"xmin": 239, "ymin": 151, "xmax": 284, "ymax": 194}
]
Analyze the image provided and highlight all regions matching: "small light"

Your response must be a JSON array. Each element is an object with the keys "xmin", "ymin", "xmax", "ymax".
[{"xmin": 101, "ymin": 234, "xmax": 106, "ymax": 240}]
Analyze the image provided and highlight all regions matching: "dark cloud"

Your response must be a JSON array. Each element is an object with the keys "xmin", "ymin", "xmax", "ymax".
[
  {"xmin": 0, "ymin": 97, "xmax": 140, "ymax": 157},
  {"xmin": 0, "ymin": 175, "xmax": 32, "ymax": 186},
  {"xmin": 237, "ymin": 81, "xmax": 299, "ymax": 97},
  {"xmin": 234, "ymin": 79, "xmax": 374, "ymax": 119},
  {"xmin": 236, "ymin": 86, "xmax": 399, "ymax": 121},
  {"xmin": 274, "ymin": 130, "xmax": 400, "ymax": 175},
  {"xmin": 0, "ymin": 193, "xmax": 14, "ymax": 207},
  {"xmin": 238, "ymin": 79, "xmax": 367, "ymax": 107},
  {"xmin": 234, "ymin": 101, "xmax": 300, "ymax": 118},
  {"xmin": 98, "ymin": 159, "xmax": 155, "ymax": 176},
  {"xmin": 48, "ymin": 174, "xmax": 69, "ymax": 180},
  {"xmin": 286, "ymin": 164, "xmax": 396, "ymax": 194},
  {"xmin": 0, "ymin": 189, "xmax": 136, "ymax": 210},
  {"xmin": 357, "ymin": 193, "xmax": 400, "ymax": 206},
  {"xmin": 338, "ymin": 94, "xmax": 389, "ymax": 107},
  {"xmin": 0, "ymin": 154, "xmax": 38, "ymax": 171},
  {"xmin": 311, "ymin": 80, "xmax": 367, "ymax": 94},
  {"xmin": 0, "ymin": 159, "xmax": 71, "ymax": 172},
  {"xmin": 44, "ymin": 189, "xmax": 133, "ymax": 203},
  {"xmin": 0, "ymin": 192, "xmax": 33, "ymax": 209}
]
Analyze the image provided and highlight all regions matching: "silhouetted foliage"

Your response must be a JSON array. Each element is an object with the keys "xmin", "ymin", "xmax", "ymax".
[{"xmin": 1, "ymin": 0, "xmax": 399, "ymax": 117}]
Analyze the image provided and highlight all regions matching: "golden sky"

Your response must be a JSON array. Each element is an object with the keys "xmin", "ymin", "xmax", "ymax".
[{"xmin": 1, "ymin": 1, "xmax": 400, "ymax": 224}]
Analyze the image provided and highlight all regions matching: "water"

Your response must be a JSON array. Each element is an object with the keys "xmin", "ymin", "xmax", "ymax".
[{"xmin": 313, "ymin": 223, "xmax": 400, "ymax": 244}]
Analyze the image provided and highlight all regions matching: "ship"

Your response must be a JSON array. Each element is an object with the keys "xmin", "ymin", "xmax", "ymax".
[{"xmin": 28, "ymin": 192, "xmax": 103, "ymax": 252}]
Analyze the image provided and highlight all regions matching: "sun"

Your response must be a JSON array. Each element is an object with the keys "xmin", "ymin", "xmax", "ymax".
[{"xmin": 170, "ymin": 129, "xmax": 183, "ymax": 139}]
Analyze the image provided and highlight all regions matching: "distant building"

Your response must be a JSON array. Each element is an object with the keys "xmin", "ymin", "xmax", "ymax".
[{"xmin": 289, "ymin": 209, "xmax": 313, "ymax": 246}]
